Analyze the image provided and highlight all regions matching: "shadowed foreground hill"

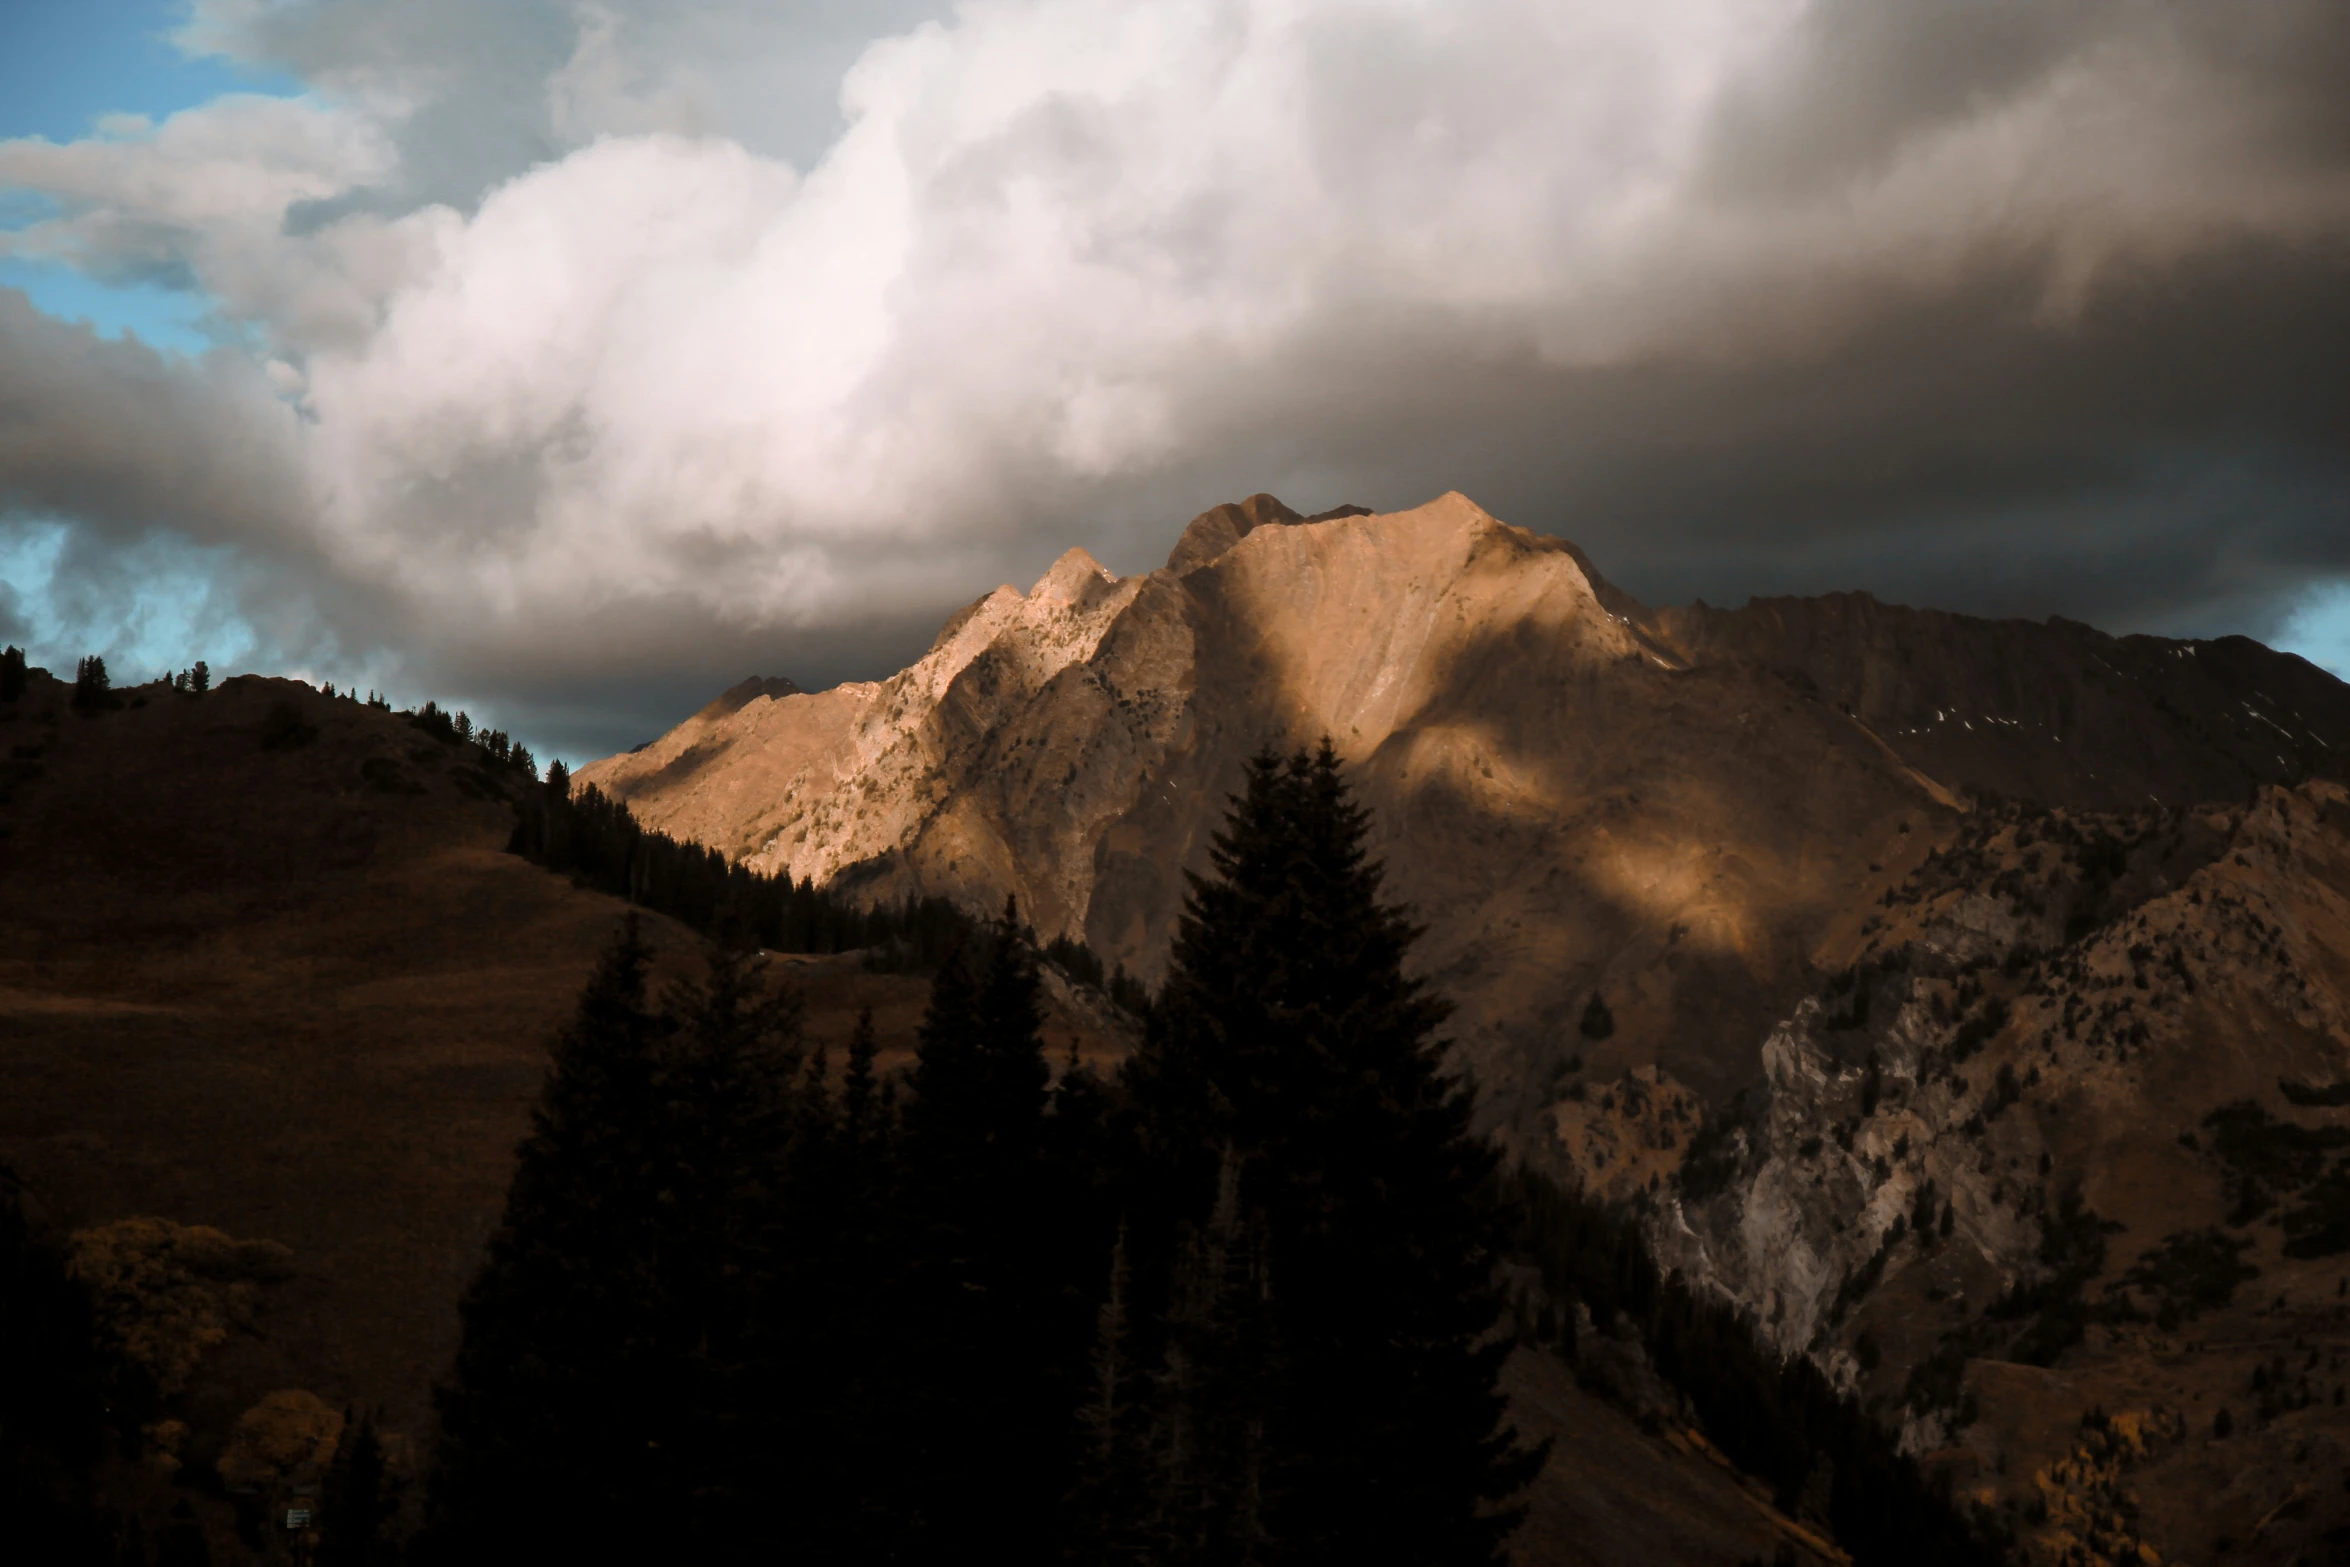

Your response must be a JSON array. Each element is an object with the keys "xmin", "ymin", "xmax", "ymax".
[
  {"xmin": 0, "ymin": 674, "xmax": 1127, "ymax": 1447},
  {"xmin": 0, "ymin": 672, "xmax": 713, "ymax": 1447}
]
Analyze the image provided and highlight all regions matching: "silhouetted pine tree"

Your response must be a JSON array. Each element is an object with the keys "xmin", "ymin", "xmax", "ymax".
[
  {"xmin": 1578, "ymin": 991, "xmax": 1614, "ymax": 1040},
  {"xmin": 0, "ymin": 646, "xmax": 26, "ymax": 703},
  {"xmin": 1145, "ymin": 1150, "xmax": 1281, "ymax": 1567},
  {"xmin": 317, "ymin": 1408, "xmax": 390, "ymax": 1567},
  {"xmin": 426, "ymin": 916, "xmax": 683, "ymax": 1563},
  {"xmin": 657, "ymin": 943, "xmax": 805, "ymax": 1558},
  {"xmin": 430, "ymin": 923, "xmax": 814, "ymax": 1564},
  {"xmin": 1123, "ymin": 743, "xmax": 1537, "ymax": 1563},
  {"xmin": 764, "ymin": 1006, "xmax": 907, "ymax": 1561},
  {"xmin": 69, "ymin": 656, "xmax": 109, "ymax": 715},
  {"xmin": 897, "ymin": 906, "xmax": 1073, "ymax": 1552},
  {"xmin": 1068, "ymin": 1221, "xmax": 1148, "ymax": 1565}
]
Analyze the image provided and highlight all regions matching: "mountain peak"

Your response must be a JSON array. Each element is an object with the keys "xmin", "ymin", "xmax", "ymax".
[
  {"xmin": 1165, "ymin": 493, "xmax": 1302, "ymax": 573},
  {"xmin": 694, "ymin": 675, "xmax": 801, "ymax": 722},
  {"xmin": 1163, "ymin": 493, "xmax": 1375, "ymax": 574},
  {"xmin": 1029, "ymin": 545, "xmax": 1121, "ymax": 606}
]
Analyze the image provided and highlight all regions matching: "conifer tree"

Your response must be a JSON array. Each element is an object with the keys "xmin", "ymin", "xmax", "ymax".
[
  {"xmin": 430, "ymin": 924, "xmax": 812, "ymax": 1564},
  {"xmin": 0, "ymin": 645, "xmax": 25, "ymax": 703},
  {"xmin": 190, "ymin": 660, "xmax": 209, "ymax": 695},
  {"xmin": 1124, "ymin": 743, "xmax": 1537, "ymax": 1563},
  {"xmin": 1146, "ymin": 1150, "xmax": 1281, "ymax": 1567},
  {"xmin": 318, "ymin": 1407, "xmax": 389, "ymax": 1567},
  {"xmin": 426, "ymin": 916, "xmax": 681, "ymax": 1563},
  {"xmin": 70, "ymin": 655, "xmax": 109, "ymax": 715},
  {"xmin": 656, "ymin": 942, "xmax": 805, "ymax": 1554},
  {"xmin": 1579, "ymin": 991, "xmax": 1614, "ymax": 1041},
  {"xmin": 767, "ymin": 1005, "xmax": 909, "ymax": 1562},
  {"xmin": 1069, "ymin": 1222, "xmax": 1148, "ymax": 1564},
  {"xmin": 899, "ymin": 907, "xmax": 1066, "ymax": 1551}
]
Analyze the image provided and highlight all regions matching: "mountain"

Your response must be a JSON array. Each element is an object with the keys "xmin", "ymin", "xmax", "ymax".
[
  {"xmin": 580, "ymin": 493, "xmax": 2350, "ymax": 1125},
  {"xmin": 585, "ymin": 492, "xmax": 2350, "ymax": 1565}
]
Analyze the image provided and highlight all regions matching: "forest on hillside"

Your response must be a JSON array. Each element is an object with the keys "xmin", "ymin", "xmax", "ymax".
[{"xmin": 0, "ymin": 722, "xmax": 2005, "ymax": 1564}]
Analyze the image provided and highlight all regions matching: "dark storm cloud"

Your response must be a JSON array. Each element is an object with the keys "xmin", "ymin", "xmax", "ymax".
[
  {"xmin": 0, "ymin": 289, "xmax": 306, "ymax": 548},
  {"xmin": 1346, "ymin": 239, "xmax": 2350, "ymax": 636},
  {"xmin": 0, "ymin": 0, "xmax": 2344, "ymax": 757}
]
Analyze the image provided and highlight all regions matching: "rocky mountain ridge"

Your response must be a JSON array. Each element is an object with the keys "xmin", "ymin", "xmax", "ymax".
[{"xmin": 582, "ymin": 493, "xmax": 2350, "ymax": 1130}]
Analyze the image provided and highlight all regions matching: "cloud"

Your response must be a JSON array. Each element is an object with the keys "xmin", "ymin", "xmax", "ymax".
[
  {"xmin": 0, "ymin": 289, "xmax": 307, "ymax": 546},
  {"xmin": 0, "ymin": 0, "xmax": 2346, "ymax": 756}
]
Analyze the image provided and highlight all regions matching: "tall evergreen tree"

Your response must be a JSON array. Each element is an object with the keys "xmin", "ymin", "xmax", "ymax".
[
  {"xmin": 426, "ymin": 917, "xmax": 683, "ymax": 1563},
  {"xmin": 422, "ymin": 920, "xmax": 817, "ymax": 1567},
  {"xmin": 1144, "ymin": 1150, "xmax": 1281, "ymax": 1567},
  {"xmin": 0, "ymin": 645, "xmax": 25, "ymax": 703},
  {"xmin": 1123, "ymin": 743, "xmax": 1538, "ymax": 1563},
  {"xmin": 763, "ymin": 1017, "xmax": 888, "ymax": 1561},
  {"xmin": 317, "ymin": 1408, "xmax": 390, "ymax": 1567},
  {"xmin": 429, "ymin": 923, "xmax": 811, "ymax": 1564},
  {"xmin": 1069, "ymin": 1221, "xmax": 1148, "ymax": 1565},
  {"xmin": 897, "ymin": 906, "xmax": 1071, "ymax": 1552},
  {"xmin": 656, "ymin": 943, "xmax": 805, "ymax": 1557}
]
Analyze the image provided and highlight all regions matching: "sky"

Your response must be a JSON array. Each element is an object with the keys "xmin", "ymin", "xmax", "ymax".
[{"xmin": 1, "ymin": 0, "xmax": 2346, "ymax": 763}]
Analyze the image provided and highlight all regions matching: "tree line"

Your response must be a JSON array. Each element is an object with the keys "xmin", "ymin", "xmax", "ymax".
[
  {"xmin": 506, "ymin": 768, "xmax": 1145, "ymax": 1008},
  {"xmin": 409, "ymin": 701, "xmax": 536, "ymax": 779}
]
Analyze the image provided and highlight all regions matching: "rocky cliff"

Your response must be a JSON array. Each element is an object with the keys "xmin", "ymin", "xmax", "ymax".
[{"xmin": 1554, "ymin": 782, "xmax": 2350, "ymax": 1562}]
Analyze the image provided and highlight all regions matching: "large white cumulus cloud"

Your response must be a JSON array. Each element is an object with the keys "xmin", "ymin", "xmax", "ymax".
[{"xmin": 3, "ymin": 0, "xmax": 2348, "ymax": 748}]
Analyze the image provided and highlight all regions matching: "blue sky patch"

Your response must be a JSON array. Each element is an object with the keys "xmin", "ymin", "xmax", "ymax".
[{"xmin": 0, "ymin": 0, "xmax": 295, "ymax": 145}]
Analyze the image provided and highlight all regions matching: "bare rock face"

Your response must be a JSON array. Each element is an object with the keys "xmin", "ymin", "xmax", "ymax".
[
  {"xmin": 1619, "ymin": 783, "xmax": 2350, "ymax": 1563},
  {"xmin": 582, "ymin": 493, "xmax": 1950, "ymax": 1124},
  {"xmin": 580, "ymin": 492, "xmax": 2350, "ymax": 1141}
]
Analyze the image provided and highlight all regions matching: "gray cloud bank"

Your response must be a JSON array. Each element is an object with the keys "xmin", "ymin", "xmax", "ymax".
[{"xmin": 1, "ymin": 0, "xmax": 2346, "ymax": 759}]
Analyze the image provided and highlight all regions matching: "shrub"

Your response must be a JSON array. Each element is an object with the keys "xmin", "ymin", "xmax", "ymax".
[
  {"xmin": 1578, "ymin": 992, "xmax": 1615, "ymax": 1041},
  {"xmin": 260, "ymin": 700, "xmax": 319, "ymax": 750}
]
